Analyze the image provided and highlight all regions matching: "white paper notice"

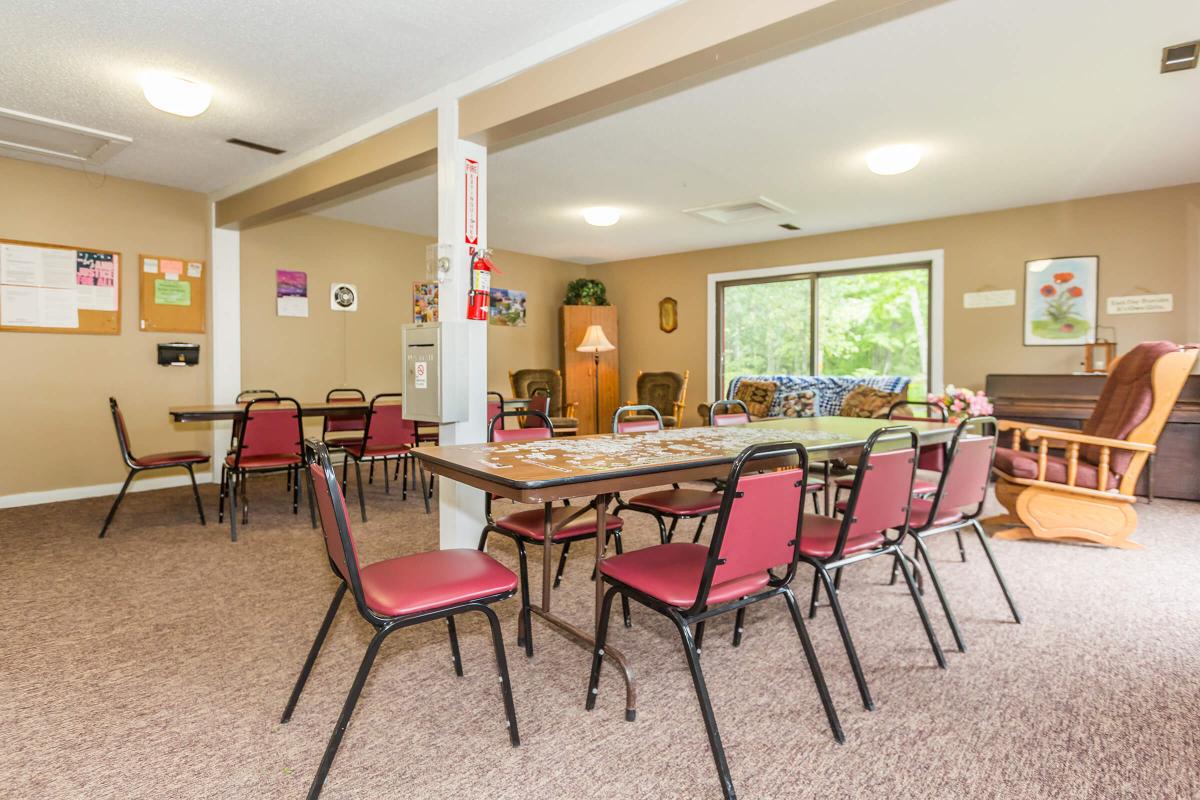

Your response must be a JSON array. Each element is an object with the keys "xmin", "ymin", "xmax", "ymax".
[
  {"xmin": 963, "ymin": 289, "xmax": 1016, "ymax": 309},
  {"xmin": 187, "ymin": 262, "xmax": 202, "ymax": 278},
  {"xmin": 144, "ymin": 258, "xmax": 159, "ymax": 274},
  {"xmin": 0, "ymin": 285, "xmax": 39, "ymax": 325},
  {"xmin": 1, "ymin": 244, "xmax": 44, "ymax": 286},
  {"xmin": 39, "ymin": 287, "xmax": 79, "ymax": 328},
  {"xmin": 276, "ymin": 296, "xmax": 309, "ymax": 317},
  {"xmin": 41, "ymin": 249, "xmax": 76, "ymax": 288}
]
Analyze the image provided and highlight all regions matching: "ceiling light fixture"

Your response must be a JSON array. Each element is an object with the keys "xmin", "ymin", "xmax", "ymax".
[
  {"xmin": 141, "ymin": 72, "xmax": 212, "ymax": 117},
  {"xmin": 866, "ymin": 144, "xmax": 921, "ymax": 175},
  {"xmin": 582, "ymin": 206, "xmax": 621, "ymax": 227}
]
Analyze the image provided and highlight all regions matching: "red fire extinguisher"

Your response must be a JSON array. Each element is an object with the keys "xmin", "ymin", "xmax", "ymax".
[{"xmin": 467, "ymin": 249, "xmax": 493, "ymax": 321}]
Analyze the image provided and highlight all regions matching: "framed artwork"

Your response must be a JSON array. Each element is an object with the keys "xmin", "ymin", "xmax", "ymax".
[
  {"xmin": 413, "ymin": 281, "xmax": 438, "ymax": 322},
  {"xmin": 1023, "ymin": 256, "xmax": 1098, "ymax": 346},
  {"xmin": 489, "ymin": 287, "xmax": 526, "ymax": 326}
]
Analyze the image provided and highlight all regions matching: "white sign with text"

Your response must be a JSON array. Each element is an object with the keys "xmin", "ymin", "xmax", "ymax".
[
  {"xmin": 1106, "ymin": 293, "xmax": 1173, "ymax": 315},
  {"xmin": 963, "ymin": 289, "xmax": 1016, "ymax": 309}
]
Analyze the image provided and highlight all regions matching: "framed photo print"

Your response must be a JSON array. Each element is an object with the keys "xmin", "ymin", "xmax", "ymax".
[{"xmin": 1024, "ymin": 256, "xmax": 1098, "ymax": 346}]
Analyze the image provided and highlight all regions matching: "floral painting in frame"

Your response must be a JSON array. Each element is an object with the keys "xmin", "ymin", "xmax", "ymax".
[{"xmin": 1023, "ymin": 256, "xmax": 1098, "ymax": 346}]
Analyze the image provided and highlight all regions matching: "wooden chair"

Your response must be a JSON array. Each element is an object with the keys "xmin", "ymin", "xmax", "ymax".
[
  {"xmin": 626, "ymin": 370, "xmax": 688, "ymax": 428},
  {"xmin": 986, "ymin": 341, "xmax": 1198, "ymax": 549}
]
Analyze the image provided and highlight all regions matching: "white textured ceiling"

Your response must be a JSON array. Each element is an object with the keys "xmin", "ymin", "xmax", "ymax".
[
  {"xmin": 318, "ymin": 0, "xmax": 1200, "ymax": 263},
  {"xmin": 0, "ymin": 0, "xmax": 618, "ymax": 192}
]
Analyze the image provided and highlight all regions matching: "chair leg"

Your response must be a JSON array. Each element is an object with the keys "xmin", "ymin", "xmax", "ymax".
[
  {"xmin": 955, "ymin": 530, "xmax": 967, "ymax": 562},
  {"xmin": 817, "ymin": 565, "xmax": 874, "ymax": 711},
  {"xmin": 514, "ymin": 539, "xmax": 533, "ymax": 658},
  {"xmin": 368, "ymin": 460, "xmax": 375, "ymax": 484},
  {"xmin": 911, "ymin": 535, "xmax": 966, "ymax": 653},
  {"xmin": 782, "ymin": 588, "xmax": 845, "ymax": 743},
  {"xmin": 229, "ymin": 471, "xmax": 239, "ymax": 542},
  {"xmin": 477, "ymin": 604, "xmax": 520, "ymax": 747},
  {"xmin": 811, "ymin": 491, "xmax": 821, "ymax": 514},
  {"xmin": 971, "ymin": 519, "xmax": 1022, "ymax": 623},
  {"xmin": 185, "ymin": 464, "xmax": 206, "ymax": 526},
  {"xmin": 694, "ymin": 619, "xmax": 706, "ymax": 653},
  {"xmin": 340, "ymin": 457, "xmax": 349, "ymax": 495},
  {"xmin": 306, "ymin": 467, "xmax": 317, "ymax": 529},
  {"xmin": 447, "ymin": 616, "xmax": 463, "ymax": 677},
  {"xmin": 353, "ymin": 459, "xmax": 367, "ymax": 523},
  {"xmin": 383, "ymin": 457, "xmax": 391, "ymax": 495},
  {"xmin": 692, "ymin": 515, "xmax": 707, "ymax": 544},
  {"xmin": 293, "ymin": 464, "xmax": 301, "ymax": 515},
  {"xmin": 281, "ymin": 583, "xmax": 346, "ymax": 723},
  {"xmin": 98, "ymin": 470, "xmax": 137, "ymax": 538},
  {"xmin": 666, "ymin": 517, "xmax": 679, "ymax": 543},
  {"xmin": 893, "ymin": 546, "xmax": 948, "ymax": 669},
  {"xmin": 834, "ymin": 567, "xmax": 843, "ymax": 590},
  {"xmin": 673, "ymin": 613, "xmax": 736, "ymax": 800},
  {"xmin": 612, "ymin": 531, "xmax": 632, "ymax": 628},
  {"xmin": 808, "ymin": 567, "xmax": 822, "ymax": 619},
  {"xmin": 732, "ymin": 606, "xmax": 746, "ymax": 647},
  {"xmin": 305, "ymin": 626, "xmax": 389, "ymax": 800},
  {"xmin": 553, "ymin": 541, "xmax": 571, "ymax": 589},
  {"xmin": 418, "ymin": 464, "xmax": 430, "ymax": 514},
  {"xmin": 650, "ymin": 511, "xmax": 668, "ymax": 545},
  {"xmin": 218, "ymin": 464, "xmax": 228, "ymax": 523},
  {"xmin": 585, "ymin": 585, "xmax": 620, "ymax": 711}
]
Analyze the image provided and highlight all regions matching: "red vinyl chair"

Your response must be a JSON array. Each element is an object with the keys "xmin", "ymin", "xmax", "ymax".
[
  {"xmin": 487, "ymin": 390, "xmax": 505, "ymax": 430},
  {"xmin": 219, "ymin": 397, "xmax": 306, "ymax": 541},
  {"xmin": 321, "ymin": 388, "xmax": 367, "ymax": 451},
  {"xmin": 802, "ymin": 426, "xmax": 946, "ymax": 712},
  {"xmin": 612, "ymin": 404, "xmax": 725, "ymax": 545},
  {"xmin": 342, "ymin": 393, "xmax": 425, "ymax": 520},
  {"xmin": 282, "ymin": 441, "xmax": 519, "ymax": 800},
  {"xmin": 521, "ymin": 390, "xmax": 551, "ymax": 429},
  {"xmin": 832, "ymin": 400, "xmax": 948, "ymax": 503},
  {"xmin": 478, "ymin": 409, "xmax": 628, "ymax": 657},
  {"xmin": 100, "ymin": 397, "xmax": 209, "ymax": 538},
  {"xmin": 586, "ymin": 442, "xmax": 843, "ymax": 800},
  {"xmin": 894, "ymin": 416, "xmax": 1021, "ymax": 653}
]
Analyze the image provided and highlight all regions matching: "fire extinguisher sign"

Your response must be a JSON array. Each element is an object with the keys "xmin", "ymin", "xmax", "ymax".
[{"xmin": 464, "ymin": 158, "xmax": 479, "ymax": 246}]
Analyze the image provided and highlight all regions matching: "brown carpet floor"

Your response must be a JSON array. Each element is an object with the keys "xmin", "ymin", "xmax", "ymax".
[{"xmin": 1, "ymin": 473, "xmax": 1198, "ymax": 799}]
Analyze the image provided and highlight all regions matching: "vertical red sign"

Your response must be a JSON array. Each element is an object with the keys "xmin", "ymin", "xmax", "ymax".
[{"xmin": 464, "ymin": 158, "xmax": 479, "ymax": 246}]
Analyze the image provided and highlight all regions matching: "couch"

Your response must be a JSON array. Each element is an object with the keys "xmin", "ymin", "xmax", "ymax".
[{"xmin": 698, "ymin": 374, "xmax": 912, "ymax": 422}]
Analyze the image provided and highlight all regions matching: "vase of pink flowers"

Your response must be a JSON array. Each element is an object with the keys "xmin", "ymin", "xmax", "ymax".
[{"xmin": 927, "ymin": 385, "xmax": 994, "ymax": 421}]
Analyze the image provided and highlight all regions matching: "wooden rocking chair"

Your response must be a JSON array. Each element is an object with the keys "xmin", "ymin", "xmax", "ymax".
[{"xmin": 985, "ymin": 341, "xmax": 1197, "ymax": 549}]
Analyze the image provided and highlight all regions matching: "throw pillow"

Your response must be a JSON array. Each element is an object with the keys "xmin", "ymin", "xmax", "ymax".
[
  {"xmin": 840, "ymin": 385, "xmax": 902, "ymax": 418},
  {"xmin": 779, "ymin": 390, "xmax": 817, "ymax": 418},
  {"xmin": 733, "ymin": 380, "xmax": 777, "ymax": 418}
]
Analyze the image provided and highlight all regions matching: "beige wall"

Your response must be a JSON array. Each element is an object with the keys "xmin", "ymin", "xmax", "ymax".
[
  {"xmin": 587, "ymin": 183, "xmax": 1200, "ymax": 426},
  {"xmin": 0, "ymin": 156, "xmax": 210, "ymax": 495},
  {"xmin": 239, "ymin": 213, "xmax": 582, "ymax": 436}
]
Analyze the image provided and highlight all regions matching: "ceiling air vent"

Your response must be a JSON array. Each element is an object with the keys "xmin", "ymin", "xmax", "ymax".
[
  {"xmin": 0, "ymin": 107, "xmax": 130, "ymax": 164},
  {"xmin": 684, "ymin": 196, "xmax": 793, "ymax": 225},
  {"xmin": 1161, "ymin": 40, "xmax": 1198, "ymax": 73},
  {"xmin": 778, "ymin": 223, "xmax": 801, "ymax": 231},
  {"xmin": 226, "ymin": 137, "xmax": 286, "ymax": 155}
]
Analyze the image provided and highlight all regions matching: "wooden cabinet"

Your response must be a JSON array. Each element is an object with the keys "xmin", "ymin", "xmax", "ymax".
[
  {"xmin": 562, "ymin": 305, "xmax": 619, "ymax": 434},
  {"xmin": 987, "ymin": 373, "xmax": 1200, "ymax": 501}
]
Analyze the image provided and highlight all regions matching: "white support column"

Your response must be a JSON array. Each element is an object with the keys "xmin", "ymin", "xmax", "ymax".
[
  {"xmin": 436, "ymin": 99, "xmax": 489, "ymax": 549},
  {"xmin": 209, "ymin": 205, "xmax": 241, "ymax": 482}
]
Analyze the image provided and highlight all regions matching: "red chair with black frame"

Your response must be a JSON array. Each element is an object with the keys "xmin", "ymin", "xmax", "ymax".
[
  {"xmin": 342, "ymin": 393, "xmax": 426, "ymax": 520},
  {"xmin": 612, "ymin": 404, "xmax": 725, "ymax": 545},
  {"xmin": 321, "ymin": 387, "xmax": 367, "ymax": 451},
  {"xmin": 219, "ymin": 397, "xmax": 306, "ymax": 541},
  {"xmin": 281, "ymin": 440, "xmax": 519, "ymax": 800},
  {"xmin": 100, "ymin": 397, "xmax": 210, "ymax": 538},
  {"xmin": 831, "ymin": 400, "xmax": 949, "ymax": 503},
  {"xmin": 802, "ymin": 425, "xmax": 947, "ymax": 713},
  {"xmin": 478, "ymin": 409, "xmax": 628, "ymax": 658},
  {"xmin": 586, "ymin": 441, "xmax": 844, "ymax": 800},
  {"xmin": 893, "ymin": 416, "xmax": 1022, "ymax": 653}
]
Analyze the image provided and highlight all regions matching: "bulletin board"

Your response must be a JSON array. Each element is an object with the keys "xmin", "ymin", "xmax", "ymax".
[
  {"xmin": 0, "ymin": 238, "xmax": 121, "ymax": 335},
  {"xmin": 138, "ymin": 254, "xmax": 206, "ymax": 333}
]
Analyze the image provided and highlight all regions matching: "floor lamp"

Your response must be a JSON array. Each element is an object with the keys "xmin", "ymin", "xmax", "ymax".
[{"xmin": 576, "ymin": 324, "xmax": 615, "ymax": 434}]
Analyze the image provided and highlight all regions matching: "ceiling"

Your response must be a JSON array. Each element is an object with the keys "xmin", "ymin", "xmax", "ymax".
[
  {"xmin": 0, "ymin": 0, "xmax": 623, "ymax": 192},
  {"xmin": 317, "ymin": 0, "xmax": 1200, "ymax": 263}
]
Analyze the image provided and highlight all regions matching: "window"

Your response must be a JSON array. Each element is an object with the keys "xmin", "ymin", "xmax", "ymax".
[{"xmin": 717, "ymin": 263, "xmax": 930, "ymax": 399}]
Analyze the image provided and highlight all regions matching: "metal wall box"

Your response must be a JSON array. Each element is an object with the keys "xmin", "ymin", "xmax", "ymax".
[{"xmin": 402, "ymin": 321, "xmax": 468, "ymax": 423}]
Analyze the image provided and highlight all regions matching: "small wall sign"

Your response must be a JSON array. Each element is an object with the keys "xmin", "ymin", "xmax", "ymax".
[
  {"xmin": 963, "ymin": 289, "xmax": 1016, "ymax": 309},
  {"xmin": 1106, "ymin": 293, "xmax": 1173, "ymax": 315}
]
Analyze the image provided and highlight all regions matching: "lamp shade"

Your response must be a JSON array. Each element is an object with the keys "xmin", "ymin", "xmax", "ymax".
[{"xmin": 576, "ymin": 324, "xmax": 615, "ymax": 353}]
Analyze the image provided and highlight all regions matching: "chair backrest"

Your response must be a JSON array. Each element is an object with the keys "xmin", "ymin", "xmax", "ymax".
[
  {"xmin": 109, "ymin": 397, "xmax": 137, "ymax": 466},
  {"xmin": 491, "ymin": 409, "xmax": 553, "ymax": 442},
  {"xmin": 690, "ymin": 442, "xmax": 810, "ymax": 613},
  {"xmin": 710, "ymin": 399, "xmax": 750, "ymax": 426},
  {"xmin": 888, "ymin": 400, "xmax": 949, "ymax": 472},
  {"xmin": 305, "ymin": 440, "xmax": 375, "ymax": 621},
  {"xmin": 612, "ymin": 404, "xmax": 663, "ymax": 433},
  {"xmin": 922, "ymin": 417, "xmax": 997, "ymax": 524},
  {"xmin": 237, "ymin": 388, "xmax": 279, "ymax": 402},
  {"xmin": 324, "ymin": 388, "xmax": 367, "ymax": 434},
  {"xmin": 362, "ymin": 393, "xmax": 415, "ymax": 449},
  {"xmin": 510, "ymin": 369, "xmax": 564, "ymax": 417},
  {"xmin": 487, "ymin": 391, "xmax": 505, "ymax": 430},
  {"xmin": 635, "ymin": 371, "xmax": 687, "ymax": 418},
  {"xmin": 1081, "ymin": 342, "xmax": 1196, "ymax": 480},
  {"xmin": 521, "ymin": 391, "xmax": 551, "ymax": 429},
  {"xmin": 234, "ymin": 398, "xmax": 304, "ymax": 464},
  {"xmin": 821, "ymin": 426, "xmax": 918, "ymax": 560}
]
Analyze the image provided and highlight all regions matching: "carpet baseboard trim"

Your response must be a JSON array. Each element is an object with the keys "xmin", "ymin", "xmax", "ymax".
[{"xmin": 0, "ymin": 472, "xmax": 214, "ymax": 509}]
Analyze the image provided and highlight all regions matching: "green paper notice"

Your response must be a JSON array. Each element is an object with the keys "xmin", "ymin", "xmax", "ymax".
[{"xmin": 155, "ymin": 279, "xmax": 191, "ymax": 306}]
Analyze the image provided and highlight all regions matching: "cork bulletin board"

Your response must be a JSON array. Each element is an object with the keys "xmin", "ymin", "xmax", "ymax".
[
  {"xmin": 0, "ymin": 238, "xmax": 121, "ymax": 335},
  {"xmin": 139, "ymin": 254, "xmax": 206, "ymax": 333}
]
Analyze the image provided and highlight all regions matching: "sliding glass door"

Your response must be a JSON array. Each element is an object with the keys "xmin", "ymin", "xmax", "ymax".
[{"xmin": 717, "ymin": 263, "xmax": 930, "ymax": 399}]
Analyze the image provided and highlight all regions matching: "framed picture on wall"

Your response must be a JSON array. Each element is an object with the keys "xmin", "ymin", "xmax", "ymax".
[{"xmin": 1023, "ymin": 256, "xmax": 1098, "ymax": 346}]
